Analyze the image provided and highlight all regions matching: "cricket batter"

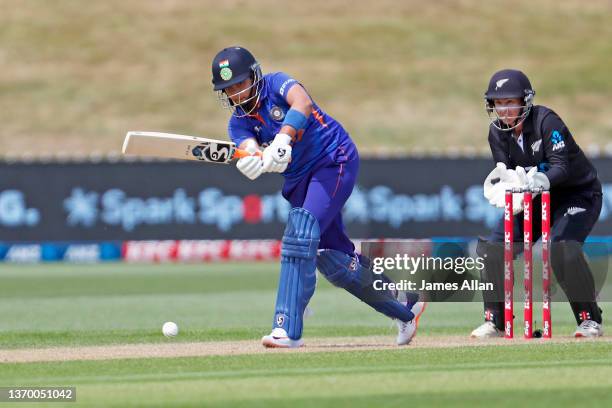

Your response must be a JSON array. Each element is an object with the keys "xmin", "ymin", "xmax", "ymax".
[
  {"xmin": 473, "ymin": 69, "xmax": 604, "ymax": 338},
  {"xmin": 211, "ymin": 46, "xmax": 425, "ymax": 348}
]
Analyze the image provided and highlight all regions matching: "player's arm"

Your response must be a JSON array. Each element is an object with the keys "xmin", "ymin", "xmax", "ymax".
[
  {"xmin": 538, "ymin": 112, "xmax": 570, "ymax": 187},
  {"xmin": 278, "ymin": 84, "xmax": 313, "ymax": 140},
  {"xmin": 261, "ymin": 76, "xmax": 312, "ymax": 173},
  {"xmin": 524, "ymin": 112, "xmax": 570, "ymax": 191},
  {"xmin": 483, "ymin": 130, "xmax": 519, "ymax": 209},
  {"xmin": 488, "ymin": 130, "xmax": 510, "ymax": 167}
]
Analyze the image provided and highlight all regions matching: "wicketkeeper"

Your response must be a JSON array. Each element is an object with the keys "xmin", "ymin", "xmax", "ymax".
[
  {"xmin": 211, "ymin": 46, "xmax": 425, "ymax": 348},
  {"xmin": 473, "ymin": 69, "xmax": 604, "ymax": 338}
]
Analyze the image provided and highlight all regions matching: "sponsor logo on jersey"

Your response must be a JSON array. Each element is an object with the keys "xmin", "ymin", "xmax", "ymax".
[
  {"xmin": 551, "ymin": 130, "xmax": 565, "ymax": 151},
  {"xmin": 279, "ymin": 78, "xmax": 297, "ymax": 96}
]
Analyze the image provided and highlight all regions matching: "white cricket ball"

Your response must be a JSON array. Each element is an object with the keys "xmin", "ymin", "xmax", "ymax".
[{"xmin": 162, "ymin": 321, "xmax": 179, "ymax": 337}]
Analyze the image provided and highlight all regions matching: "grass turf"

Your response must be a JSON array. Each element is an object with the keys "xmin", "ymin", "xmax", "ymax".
[
  {"xmin": 1, "ymin": 262, "xmax": 611, "ymax": 407},
  {"xmin": 1, "ymin": 263, "xmax": 601, "ymax": 348},
  {"xmin": 1, "ymin": 343, "xmax": 612, "ymax": 407}
]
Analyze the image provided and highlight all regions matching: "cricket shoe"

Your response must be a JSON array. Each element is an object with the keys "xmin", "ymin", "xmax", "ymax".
[
  {"xmin": 470, "ymin": 321, "xmax": 504, "ymax": 338},
  {"xmin": 261, "ymin": 328, "xmax": 304, "ymax": 348},
  {"xmin": 396, "ymin": 301, "xmax": 427, "ymax": 346},
  {"xmin": 574, "ymin": 320, "xmax": 603, "ymax": 338}
]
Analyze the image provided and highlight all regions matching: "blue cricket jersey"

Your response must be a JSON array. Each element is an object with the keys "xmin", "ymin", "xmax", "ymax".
[{"xmin": 227, "ymin": 72, "xmax": 355, "ymax": 180}]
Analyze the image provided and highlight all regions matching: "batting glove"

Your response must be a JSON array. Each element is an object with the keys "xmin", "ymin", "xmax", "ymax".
[
  {"xmin": 236, "ymin": 139, "xmax": 263, "ymax": 180},
  {"xmin": 483, "ymin": 162, "xmax": 508, "ymax": 202},
  {"xmin": 483, "ymin": 163, "xmax": 526, "ymax": 213},
  {"xmin": 262, "ymin": 133, "xmax": 292, "ymax": 173},
  {"xmin": 515, "ymin": 166, "xmax": 537, "ymax": 188}
]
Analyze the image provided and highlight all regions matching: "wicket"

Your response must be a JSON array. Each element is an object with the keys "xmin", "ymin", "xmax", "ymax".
[{"xmin": 504, "ymin": 188, "xmax": 552, "ymax": 339}]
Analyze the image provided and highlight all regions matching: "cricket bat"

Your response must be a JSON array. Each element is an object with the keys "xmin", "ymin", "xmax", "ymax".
[{"xmin": 122, "ymin": 131, "xmax": 260, "ymax": 164}]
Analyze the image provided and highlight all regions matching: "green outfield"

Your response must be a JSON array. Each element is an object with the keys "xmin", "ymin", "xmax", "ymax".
[{"xmin": 1, "ymin": 263, "xmax": 611, "ymax": 407}]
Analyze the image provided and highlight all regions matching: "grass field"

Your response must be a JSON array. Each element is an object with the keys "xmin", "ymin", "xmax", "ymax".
[
  {"xmin": 1, "ymin": 0, "xmax": 611, "ymax": 155},
  {"xmin": 1, "ymin": 263, "xmax": 611, "ymax": 407}
]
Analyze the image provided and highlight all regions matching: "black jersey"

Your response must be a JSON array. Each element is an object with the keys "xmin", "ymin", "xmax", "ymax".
[{"xmin": 488, "ymin": 105, "xmax": 601, "ymax": 194}]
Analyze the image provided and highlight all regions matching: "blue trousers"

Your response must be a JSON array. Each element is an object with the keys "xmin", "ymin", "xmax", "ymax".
[{"xmin": 282, "ymin": 144, "xmax": 358, "ymax": 255}]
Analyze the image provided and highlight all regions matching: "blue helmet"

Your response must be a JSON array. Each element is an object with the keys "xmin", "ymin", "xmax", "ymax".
[
  {"xmin": 211, "ymin": 46, "xmax": 263, "ymax": 117},
  {"xmin": 484, "ymin": 69, "xmax": 535, "ymax": 131}
]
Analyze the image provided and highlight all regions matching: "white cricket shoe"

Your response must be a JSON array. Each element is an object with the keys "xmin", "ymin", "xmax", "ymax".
[
  {"xmin": 396, "ymin": 301, "xmax": 427, "ymax": 345},
  {"xmin": 470, "ymin": 321, "xmax": 504, "ymax": 338},
  {"xmin": 574, "ymin": 320, "xmax": 603, "ymax": 338},
  {"xmin": 261, "ymin": 328, "xmax": 304, "ymax": 348}
]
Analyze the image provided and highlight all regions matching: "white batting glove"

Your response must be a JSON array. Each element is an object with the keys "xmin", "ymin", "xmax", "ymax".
[
  {"xmin": 236, "ymin": 140, "xmax": 263, "ymax": 180},
  {"xmin": 483, "ymin": 163, "xmax": 525, "ymax": 213},
  {"xmin": 483, "ymin": 162, "xmax": 508, "ymax": 202},
  {"xmin": 262, "ymin": 133, "xmax": 292, "ymax": 173},
  {"xmin": 484, "ymin": 163, "xmax": 521, "ymax": 208},
  {"xmin": 236, "ymin": 156, "xmax": 263, "ymax": 180},
  {"xmin": 515, "ymin": 166, "xmax": 537, "ymax": 188}
]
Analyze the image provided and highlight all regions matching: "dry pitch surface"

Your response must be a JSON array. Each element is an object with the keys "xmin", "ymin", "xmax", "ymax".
[{"xmin": 3, "ymin": 335, "xmax": 611, "ymax": 363}]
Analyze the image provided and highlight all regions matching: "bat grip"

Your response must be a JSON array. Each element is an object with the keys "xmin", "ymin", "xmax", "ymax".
[{"xmin": 233, "ymin": 149, "xmax": 263, "ymax": 160}]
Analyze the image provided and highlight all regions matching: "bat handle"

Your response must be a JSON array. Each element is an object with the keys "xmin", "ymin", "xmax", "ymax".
[{"xmin": 233, "ymin": 149, "xmax": 263, "ymax": 160}]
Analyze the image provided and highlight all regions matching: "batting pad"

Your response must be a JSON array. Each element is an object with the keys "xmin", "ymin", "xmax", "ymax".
[{"xmin": 273, "ymin": 208, "xmax": 320, "ymax": 340}]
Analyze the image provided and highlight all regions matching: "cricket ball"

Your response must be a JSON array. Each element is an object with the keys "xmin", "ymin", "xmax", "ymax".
[{"xmin": 162, "ymin": 321, "xmax": 179, "ymax": 337}]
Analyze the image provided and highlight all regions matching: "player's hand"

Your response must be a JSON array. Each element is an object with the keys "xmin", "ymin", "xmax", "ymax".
[
  {"xmin": 527, "ymin": 170, "xmax": 550, "ymax": 191},
  {"xmin": 489, "ymin": 184, "xmax": 525, "ymax": 214},
  {"xmin": 483, "ymin": 163, "xmax": 521, "ymax": 206},
  {"xmin": 236, "ymin": 139, "xmax": 263, "ymax": 180},
  {"xmin": 483, "ymin": 162, "xmax": 508, "ymax": 202},
  {"xmin": 236, "ymin": 155, "xmax": 263, "ymax": 180},
  {"xmin": 484, "ymin": 163, "xmax": 525, "ymax": 212},
  {"xmin": 262, "ymin": 133, "xmax": 292, "ymax": 173},
  {"xmin": 515, "ymin": 166, "xmax": 537, "ymax": 188}
]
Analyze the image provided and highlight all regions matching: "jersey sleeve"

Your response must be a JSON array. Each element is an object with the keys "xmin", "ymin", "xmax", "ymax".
[
  {"xmin": 540, "ymin": 111, "xmax": 570, "ymax": 186},
  {"xmin": 488, "ymin": 129, "xmax": 510, "ymax": 166},
  {"xmin": 228, "ymin": 116, "xmax": 255, "ymax": 146},
  {"xmin": 267, "ymin": 72, "xmax": 299, "ymax": 101}
]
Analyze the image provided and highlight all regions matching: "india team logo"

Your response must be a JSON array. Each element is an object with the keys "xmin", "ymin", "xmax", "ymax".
[
  {"xmin": 219, "ymin": 59, "xmax": 233, "ymax": 81},
  {"xmin": 270, "ymin": 106, "xmax": 285, "ymax": 121},
  {"xmin": 220, "ymin": 67, "xmax": 233, "ymax": 81}
]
